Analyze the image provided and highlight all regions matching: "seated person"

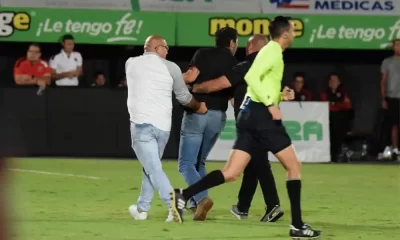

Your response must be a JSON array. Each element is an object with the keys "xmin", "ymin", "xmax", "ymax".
[
  {"xmin": 91, "ymin": 71, "xmax": 106, "ymax": 87},
  {"xmin": 13, "ymin": 43, "xmax": 50, "ymax": 88},
  {"xmin": 320, "ymin": 72, "xmax": 353, "ymax": 161},
  {"xmin": 292, "ymin": 71, "xmax": 312, "ymax": 101}
]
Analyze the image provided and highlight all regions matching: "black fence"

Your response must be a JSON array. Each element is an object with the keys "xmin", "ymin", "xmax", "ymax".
[
  {"xmin": 0, "ymin": 87, "xmax": 184, "ymax": 158},
  {"xmin": 0, "ymin": 87, "xmax": 391, "ymax": 159}
]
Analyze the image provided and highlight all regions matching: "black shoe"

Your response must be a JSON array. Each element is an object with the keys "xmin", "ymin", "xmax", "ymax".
[
  {"xmin": 290, "ymin": 223, "xmax": 321, "ymax": 239},
  {"xmin": 170, "ymin": 189, "xmax": 186, "ymax": 223},
  {"xmin": 260, "ymin": 205, "xmax": 284, "ymax": 222},
  {"xmin": 230, "ymin": 205, "xmax": 248, "ymax": 220}
]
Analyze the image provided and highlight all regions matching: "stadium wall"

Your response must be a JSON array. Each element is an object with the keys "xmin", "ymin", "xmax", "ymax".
[{"xmin": 0, "ymin": 87, "xmax": 386, "ymax": 159}]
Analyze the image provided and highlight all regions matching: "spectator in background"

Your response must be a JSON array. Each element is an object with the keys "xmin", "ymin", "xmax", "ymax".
[
  {"xmin": 320, "ymin": 73, "xmax": 352, "ymax": 161},
  {"xmin": 292, "ymin": 72, "xmax": 312, "ymax": 101},
  {"xmin": 118, "ymin": 75, "xmax": 127, "ymax": 87},
  {"xmin": 50, "ymin": 34, "xmax": 83, "ymax": 86},
  {"xmin": 380, "ymin": 39, "xmax": 400, "ymax": 158},
  {"xmin": 13, "ymin": 43, "xmax": 50, "ymax": 88},
  {"xmin": 91, "ymin": 71, "xmax": 106, "ymax": 87}
]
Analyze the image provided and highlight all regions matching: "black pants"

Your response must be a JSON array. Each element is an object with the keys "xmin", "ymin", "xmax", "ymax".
[
  {"xmin": 234, "ymin": 101, "xmax": 286, "ymax": 212},
  {"xmin": 237, "ymin": 150, "xmax": 280, "ymax": 212},
  {"xmin": 386, "ymin": 98, "xmax": 400, "ymax": 127},
  {"xmin": 329, "ymin": 110, "xmax": 353, "ymax": 161}
]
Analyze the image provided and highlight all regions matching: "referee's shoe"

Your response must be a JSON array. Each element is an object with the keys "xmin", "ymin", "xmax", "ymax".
[
  {"xmin": 260, "ymin": 205, "xmax": 284, "ymax": 222},
  {"xmin": 170, "ymin": 189, "xmax": 185, "ymax": 223},
  {"xmin": 290, "ymin": 223, "xmax": 321, "ymax": 239}
]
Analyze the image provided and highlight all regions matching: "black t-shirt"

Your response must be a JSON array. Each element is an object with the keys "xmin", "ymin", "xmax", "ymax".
[
  {"xmin": 189, "ymin": 47, "xmax": 238, "ymax": 112},
  {"xmin": 224, "ymin": 52, "xmax": 258, "ymax": 119}
]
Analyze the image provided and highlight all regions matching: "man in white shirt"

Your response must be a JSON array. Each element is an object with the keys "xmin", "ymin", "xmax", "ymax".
[
  {"xmin": 126, "ymin": 35, "xmax": 207, "ymax": 222},
  {"xmin": 380, "ymin": 39, "xmax": 400, "ymax": 160},
  {"xmin": 50, "ymin": 34, "xmax": 83, "ymax": 86}
]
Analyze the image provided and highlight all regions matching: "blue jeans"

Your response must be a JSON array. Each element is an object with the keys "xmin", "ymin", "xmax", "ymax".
[
  {"xmin": 130, "ymin": 122, "xmax": 172, "ymax": 212},
  {"xmin": 178, "ymin": 110, "xmax": 227, "ymax": 208}
]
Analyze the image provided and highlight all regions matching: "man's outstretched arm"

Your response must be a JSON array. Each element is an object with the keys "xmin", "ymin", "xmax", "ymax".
[{"xmin": 192, "ymin": 64, "xmax": 244, "ymax": 93}]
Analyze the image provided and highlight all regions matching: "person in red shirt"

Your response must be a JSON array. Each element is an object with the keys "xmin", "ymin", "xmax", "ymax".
[
  {"xmin": 320, "ymin": 73, "xmax": 353, "ymax": 161},
  {"xmin": 14, "ymin": 43, "xmax": 51, "ymax": 88},
  {"xmin": 320, "ymin": 73, "xmax": 352, "ymax": 111},
  {"xmin": 292, "ymin": 72, "xmax": 312, "ymax": 101}
]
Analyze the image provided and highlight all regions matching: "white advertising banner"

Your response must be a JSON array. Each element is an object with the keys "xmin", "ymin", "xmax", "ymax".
[
  {"xmin": 137, "ymin": 0, "xmax": 398, "ymax": 16},
  {"xmin": 262, "ymin": 0, "xmax": 399, "ymax": 16},
  {"xmin": 0, "ymin": 0, "xmax": 133, "ymax": 10},
  {"xmin": 207, "ymin": 102, "xmax": 331, "ymax": 163}
]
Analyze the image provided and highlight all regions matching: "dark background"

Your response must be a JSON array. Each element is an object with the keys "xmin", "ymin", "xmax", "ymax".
[{"xmin": 0, "ymin": 42, "xmax": 393, "ymax": 158}]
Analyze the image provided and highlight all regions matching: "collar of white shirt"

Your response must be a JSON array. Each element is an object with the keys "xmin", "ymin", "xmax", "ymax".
[{"xmin": 61, "ymin": 49, "xmax": 72, "ymax": 59}]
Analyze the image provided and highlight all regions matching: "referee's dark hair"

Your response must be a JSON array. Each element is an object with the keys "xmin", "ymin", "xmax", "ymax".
[
  {"xmin": 215, "ymin": 27, "xmax": 238, "ymax": 48},
  {"xmin": 61, "ymin": 34, "xmax": 74, "ymax": 42},
  {"xmin": 269, "ymin": 16, "xmax": 292, "ymax": 39}
]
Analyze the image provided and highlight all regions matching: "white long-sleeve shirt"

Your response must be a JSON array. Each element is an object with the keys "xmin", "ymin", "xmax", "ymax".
[{"xmin": 126, "ymin": 52, "xmax": 193, "ymax": 131}]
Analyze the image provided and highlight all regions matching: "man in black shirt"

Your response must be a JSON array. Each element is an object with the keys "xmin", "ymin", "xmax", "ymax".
[
  {"xmin": 178, "ymin": 27, "xmax": 241, "ymax": 221},
  {"xmin": 192, "ymin": 34, "xmax": 293, "ymax": 222}
]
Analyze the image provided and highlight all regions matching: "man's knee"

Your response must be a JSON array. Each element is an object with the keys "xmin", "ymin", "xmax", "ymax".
[
  {"xmin": 178, "ymin": 159, "xmax": 196, "ymax": 174},
  {"xmin": 275, "ymin": 145, "xmax": 302, "ymax": 177},
  {"xmin": 221, "ymin": 169, "xmax": 240, "ymax": 182},
  {"xmin": 286, "ymin": 160, "xmax": 302, "ymax": 177},
  {"xmin": 142, "ymin": 159, "xmax": 163, "ymax": 177}
]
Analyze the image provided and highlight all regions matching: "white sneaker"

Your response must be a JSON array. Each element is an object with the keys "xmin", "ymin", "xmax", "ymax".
[
  {"xmin": 165, "ymin": 213, "xmax": 175, "ymax": 222},
  {"xmin": 128, "ymin": 205, "xmax": 147, "ymax": 220},
  {"xmin": 165, "ymin": 211, "xmax": 175, "ymax": 222},
  {"xmin": 382, "ymin": 146, "xmax": 393, "ymax": 159},
  {"xmin": 393, "ymin": 148, "xmax": 399, "ymax": 155}
]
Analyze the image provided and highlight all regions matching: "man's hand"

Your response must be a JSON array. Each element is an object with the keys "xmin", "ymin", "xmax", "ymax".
[
  {"xmin": 268, "ymin": 105, "xmax": 282, "ymax": 120},
  {"xmin": 183, "ymin": 66, "xmax": 200, "ymax": 84},
  {"xmin": 281, "ymin": 86, "xmax": 295, "ymax": 101},
  {"xmin": 36, "ymin": 79, "xmax": 47, "ymax": 88},
  {"xmin": 67, "ymin": 70, "xmax": 79, "ymax": 78},
  {"xmin": 196, "ymin": 102, "xmax": 208, "ymax": 114},
  {"xmin": 192, "ymin": 83, "xmax": 200, "ymax": 93},
  {"xmin": 382, "ymin": 99, "xmax": 388, "ymax": 109}
]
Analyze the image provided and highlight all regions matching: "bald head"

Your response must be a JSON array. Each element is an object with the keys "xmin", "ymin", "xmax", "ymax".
[
  {"xmin": 144, "ymin": 35, "xmax": 165, "ymax": 51},
  {"xmin": 246, "ymin": 34, "xmax": 268, "ymax": 55},
  {"xmin": 144, "ymin": 35, "xmax": 169, "ymax": 58}
]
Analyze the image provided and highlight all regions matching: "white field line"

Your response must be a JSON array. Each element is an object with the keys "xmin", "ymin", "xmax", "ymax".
[{"xmin": 8, "ymin": 168, "xmax": 103, "ymax": 180}]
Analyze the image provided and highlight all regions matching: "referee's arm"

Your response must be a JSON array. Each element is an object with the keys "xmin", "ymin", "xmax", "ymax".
[{"xmin": 244, "ymin": 47, "xmax": 277, "ymax": 106}]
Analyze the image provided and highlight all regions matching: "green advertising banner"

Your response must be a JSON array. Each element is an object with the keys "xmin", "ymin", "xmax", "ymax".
[
  {"xmin": 177, "ymin": 13, "xmax": 400, "ymax": 49},
  {"xmin": 0, "ymin": 8, "xmax": 176, "ymax": 45},
  {"xmin": 0, "ymin": 7, "xmax": 398, "ymax": 49}
]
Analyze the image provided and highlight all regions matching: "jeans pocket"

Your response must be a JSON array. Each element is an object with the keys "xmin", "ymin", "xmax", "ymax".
[
  {"xmin": 181, "ymin": 112, "xmax": 204, "ymax": 134},
  {"xmin": 131, "ymin": 123, "xmax": 154, "ymax": 142}
]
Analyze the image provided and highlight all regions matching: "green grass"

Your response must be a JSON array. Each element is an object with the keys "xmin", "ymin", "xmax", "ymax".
[{"xmin": 8, "ymin": 158, "xmax": 400, "ymax": 240}]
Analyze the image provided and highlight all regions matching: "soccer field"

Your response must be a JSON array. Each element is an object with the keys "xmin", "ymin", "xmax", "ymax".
[{"xmin": 8, "ymin": 158, "xmax": 400, "ymax": 240}]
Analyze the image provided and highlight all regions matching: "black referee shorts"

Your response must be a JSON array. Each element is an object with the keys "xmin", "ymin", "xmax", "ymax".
[
  {"xmin": 386, "ymin": 97, "xmax": 400, "ymax": 127},
  {"xmin": 233, "ymin": 99, "xmax": 292, "ymax": 156}
]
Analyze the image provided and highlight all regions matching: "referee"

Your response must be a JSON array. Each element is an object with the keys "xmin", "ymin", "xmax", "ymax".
[
  {"xmin": 171, "ymin": 16, "xmax": 321, "ymax": 239},
  {"xmin": 192, "ymin": 34, "xmax": 291, "ymax": 222}
]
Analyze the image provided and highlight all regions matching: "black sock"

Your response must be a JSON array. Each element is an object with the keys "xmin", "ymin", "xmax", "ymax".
[
  {"xmin": 182, "ymin": 170, "xmax": 225, "ymax": 200},
  {"xmin": 286, "ymin": 179, "xmax": 304, "ymax": 229}
]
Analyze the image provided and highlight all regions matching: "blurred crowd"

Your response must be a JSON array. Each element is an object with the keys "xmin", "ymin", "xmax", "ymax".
[{"xmin": 13, "ymin": 34, "xmax": 127, "ymax": 90}]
